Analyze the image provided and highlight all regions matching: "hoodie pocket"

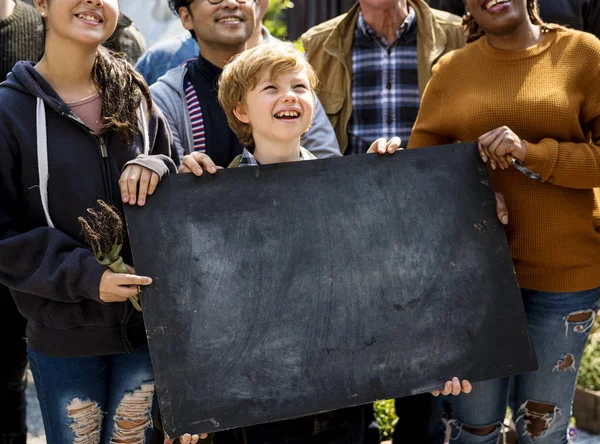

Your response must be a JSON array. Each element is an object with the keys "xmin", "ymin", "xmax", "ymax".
[{"xmin": 42, "ymin": 299, "xmax": 124, "ymax": 330}]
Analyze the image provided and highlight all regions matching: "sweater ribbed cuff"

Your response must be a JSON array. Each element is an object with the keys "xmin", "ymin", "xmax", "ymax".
[
  {"xmin": 77, "ymin": 255, "xmax": 108, "ymax": 304},
  {"xmin": 523, "ymin": 138, "xmax": 559, "ymax": 182}
]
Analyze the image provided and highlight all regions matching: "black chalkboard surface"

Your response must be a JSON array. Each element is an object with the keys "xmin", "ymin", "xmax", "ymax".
[{"xmin": 125, "ymin": 142, "xmax": 537, "ymax": 437}]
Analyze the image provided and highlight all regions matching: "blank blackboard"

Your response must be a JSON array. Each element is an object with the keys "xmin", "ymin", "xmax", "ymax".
[{"xmin": 125, "ymin": 142, "xmax": 537, "ymax": 438}]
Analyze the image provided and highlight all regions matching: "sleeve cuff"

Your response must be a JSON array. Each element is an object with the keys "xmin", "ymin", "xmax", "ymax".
[
  {"xmin": 523, "ymin": 139, "xmax": 559, "ymax": 182},
  {"xmin": 123, "ymin": 154, "xmax": 177, "ymax": 178},
  {"xmin": 76, "ymin": 254, "xmax": 108, "ymax": 303}
]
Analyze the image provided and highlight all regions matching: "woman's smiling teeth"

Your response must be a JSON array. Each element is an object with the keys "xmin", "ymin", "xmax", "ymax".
[
  {"xmin": 275, "ymin": 110, "xmax": 300, "ymax": 119},
  {"xmin": 482, "ymin": 0, "xmax": 510, "ymax": 10},
  {"xmin": 75, "ymin": 13, "xmax": 102, "ymax": 23}
]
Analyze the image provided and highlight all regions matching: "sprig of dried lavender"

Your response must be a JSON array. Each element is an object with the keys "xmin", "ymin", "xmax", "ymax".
[{"xmin": 78, "ymin": 200, "xmax": 142, "ymax": 311}]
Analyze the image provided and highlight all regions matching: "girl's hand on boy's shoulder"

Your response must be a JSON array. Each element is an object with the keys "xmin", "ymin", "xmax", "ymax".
[
  {"xmin": 179, "ymin": 152, "xmax": 222, "ymax": 176},
  {"xmin": 367, "ymin": 137, "xmax": 403, "ymax": 155},
  {"xmin": 164, "ymin": 432, "xmax": 208, "ymax": 444},
  {"xmin": 431, "ymin": 377, "xmax": 472, "ymax": 397}
]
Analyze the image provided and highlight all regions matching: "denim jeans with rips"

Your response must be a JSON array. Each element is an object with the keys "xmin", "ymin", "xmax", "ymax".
[
  {"xmin": 449, "ymin": 286, "xmax": 600, "ymax": 444},
  {"xmin": 28, "ymin": 344, "xmax": 157, "ymax": 444}
]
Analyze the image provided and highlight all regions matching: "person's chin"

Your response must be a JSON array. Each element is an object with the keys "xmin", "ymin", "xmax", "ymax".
[
  {"xmin": 69, "ymin": 33, "xmax": 109, "ymax": 47},
  {"xmin": 214, "ymin": 29, "xmax": 251, "ymax": 44}
]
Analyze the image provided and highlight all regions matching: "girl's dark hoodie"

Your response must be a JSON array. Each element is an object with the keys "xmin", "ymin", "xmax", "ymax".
[{"xmin": 0, "ymin": 61, "xmax": 178, "ymax": 357}]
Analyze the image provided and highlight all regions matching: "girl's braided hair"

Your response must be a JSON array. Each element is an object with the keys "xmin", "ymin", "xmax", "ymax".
[{"xmin": 462, "ymin": 0, "xmax": 563, "ymax": 43}]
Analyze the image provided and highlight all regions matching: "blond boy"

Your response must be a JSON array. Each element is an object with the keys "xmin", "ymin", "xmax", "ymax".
[{"xmin": 218, "ymin": 43, "xmax": 319, "ymax": 168}]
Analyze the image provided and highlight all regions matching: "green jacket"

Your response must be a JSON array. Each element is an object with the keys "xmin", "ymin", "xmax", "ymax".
[{"xmin": 301, "ymin": 0, "xmax": 465, "ymax": 153}]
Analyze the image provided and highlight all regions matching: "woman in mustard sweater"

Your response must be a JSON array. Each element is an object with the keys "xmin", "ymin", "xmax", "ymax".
[{"xmin": 407, "ymin": 0, "xmax": 600, "ymax": 443}]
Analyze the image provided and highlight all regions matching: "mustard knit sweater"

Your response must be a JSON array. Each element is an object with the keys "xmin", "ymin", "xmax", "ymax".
[{"xmin": 408, "ymin": 29, "xmax": 600, "ymax": 292}]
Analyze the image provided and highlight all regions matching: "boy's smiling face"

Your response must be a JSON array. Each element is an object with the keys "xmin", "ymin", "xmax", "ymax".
[{"xmin": 234, "ymin": 68, "xmax": 315, "ymax": 146}]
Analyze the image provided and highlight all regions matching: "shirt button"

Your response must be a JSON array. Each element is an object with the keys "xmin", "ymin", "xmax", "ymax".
[
  {"xmin": 387, "ymin": 117, "xmax": 393, "ymax": 125},
  {"xmin": 386, "ymin": 83, "xmax": 392, "ymax": 89}
]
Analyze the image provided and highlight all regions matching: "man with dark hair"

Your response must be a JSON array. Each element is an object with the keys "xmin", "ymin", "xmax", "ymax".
[
  {"xmin": 135, "ymin": 0, "xmax": 271, "ymax": 86},
  {"xmin": 150, "ymin": 0, "xmax": 340, "ymax": 165}
]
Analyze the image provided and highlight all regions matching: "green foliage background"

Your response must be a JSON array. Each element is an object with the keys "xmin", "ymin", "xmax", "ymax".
[
  {"xmin": 374, "ymin": 400, "xmax": 397, "ymax": 440},
  {"xmin": 263, "ymin": 0, "xmax": 294, "ymax": 39},
  {"xmin": 577, "ymin": 314, "xmax": 600, "ymax": 390}
]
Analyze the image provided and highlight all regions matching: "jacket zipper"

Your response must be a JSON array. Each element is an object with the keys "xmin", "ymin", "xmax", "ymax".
[
  {"xmin": 99, "ymin": 137, "xmax": 108, "ymax": 157},
  {"xmin": 61, "ymin": 111, "xmax": 132, "ymax": 352},
  {"xmin": 98, "ymin": 136, "xmax": 115, "ymax": 206},
  {"xmin": 98, "ymin": 134, "xmax": 130, "ymax": 352},
  {"xmin": 61, "ymin": 111, "xmax": 114, "ymax": 205}
]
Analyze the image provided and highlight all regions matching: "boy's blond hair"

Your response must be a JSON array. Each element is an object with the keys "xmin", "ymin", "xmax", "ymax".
[{"xmin": 218, "ymin": 43, "xmax": 318, "ymax": 147}]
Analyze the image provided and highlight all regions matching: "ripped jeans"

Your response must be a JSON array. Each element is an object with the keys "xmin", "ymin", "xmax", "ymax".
[
  {"xmin": 28, "ymin": 344, "xmax": 157, "ymax": 444},
  {"xmin": 449, "ymin": 286, "xmax": 600, "ymax": 444}
]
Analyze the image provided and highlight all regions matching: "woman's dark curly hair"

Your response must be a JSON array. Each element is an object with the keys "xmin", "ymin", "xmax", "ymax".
[{"xmin": 463, "ymin": 0, "xmax": 564, "ymax": 43}]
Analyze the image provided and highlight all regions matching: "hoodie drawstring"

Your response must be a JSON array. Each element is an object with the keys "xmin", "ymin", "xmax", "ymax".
[
  {"xmin": 36, "ymin": 98, "xmax": 54, "ymax": 228},
  {"xmin": 36, "ymin": 99, "xmax": 150, "ymax": 230},
  {"xmin": 138, "ymin": 102, "xmax": 150, "ymax": 155}
]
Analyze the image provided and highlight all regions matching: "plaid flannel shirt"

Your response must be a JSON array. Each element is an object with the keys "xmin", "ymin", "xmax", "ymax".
[{"xmin": 347, "ymin": 8, "xmax": 420, "ymax": 155}]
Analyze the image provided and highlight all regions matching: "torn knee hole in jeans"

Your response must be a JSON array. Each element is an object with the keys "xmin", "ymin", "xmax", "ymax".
[
  {"xmin": 448, "ymin": 420, "xmax": 503, "ymax": 441},
  {"xmin": 516, "ymin": 400, "xmax": 559, "ymax": 440},
  {"xmin": 462, "ymin": 424, "xmax": 500, "ymax": 436},
  {"xmin": 553, "ymin": 353, "xmax": 575, "ymax": 372},
  {"xmin": 111, "ymin": 382, "xmax": 155, "ymax": 444},
  {"xmin": 67, "ymin": 398, "xmax": 103, "ymax": 444},
  {"xmin": 564, "ymin": 310, "xmax": 596, "ymax": 336}
]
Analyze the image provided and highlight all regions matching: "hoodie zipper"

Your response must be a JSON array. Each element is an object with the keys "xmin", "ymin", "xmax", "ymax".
[
  {"xmin": 58, "ymin": 110, "xmax": 131, "ymax": 352},
  {"xmin": 97, "ymin": 133, "xmax": 129, "ymax": 352},
  {"xmin": 98, "ymin": 136, "xmax": 115, "ymax": 206},
  {"xmin": 61, "ymin": 111, "xmax": 115, "ymax": 205},
  {"xmin": 99, "ymin": 137, "xmax": 108, "ymax": 157}
]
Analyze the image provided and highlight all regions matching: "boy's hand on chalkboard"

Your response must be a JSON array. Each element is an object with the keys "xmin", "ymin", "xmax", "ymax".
[
  {"xmin": 164, "ymin": 432, "xmax": 208, "ymax": 443},
  {"xmin": 367, "ymin": 137, "xmax": 403, "ymax": 155},
  {"xmin": 179, "ymin": 152, "xmax": 222, "ymax": 176},
  {"xmin": 431, "ymin": 377, "xmax": 472, "ymax": 397}
]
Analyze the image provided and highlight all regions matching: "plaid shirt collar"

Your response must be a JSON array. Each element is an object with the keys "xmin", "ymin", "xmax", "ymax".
[
  {"xmin": 239, "ymin": 147, "xmax": 315, "ymax": 167},
  {"xmin": 356, "ymin": 7, "xmax": 416, "ymax": 49}
]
